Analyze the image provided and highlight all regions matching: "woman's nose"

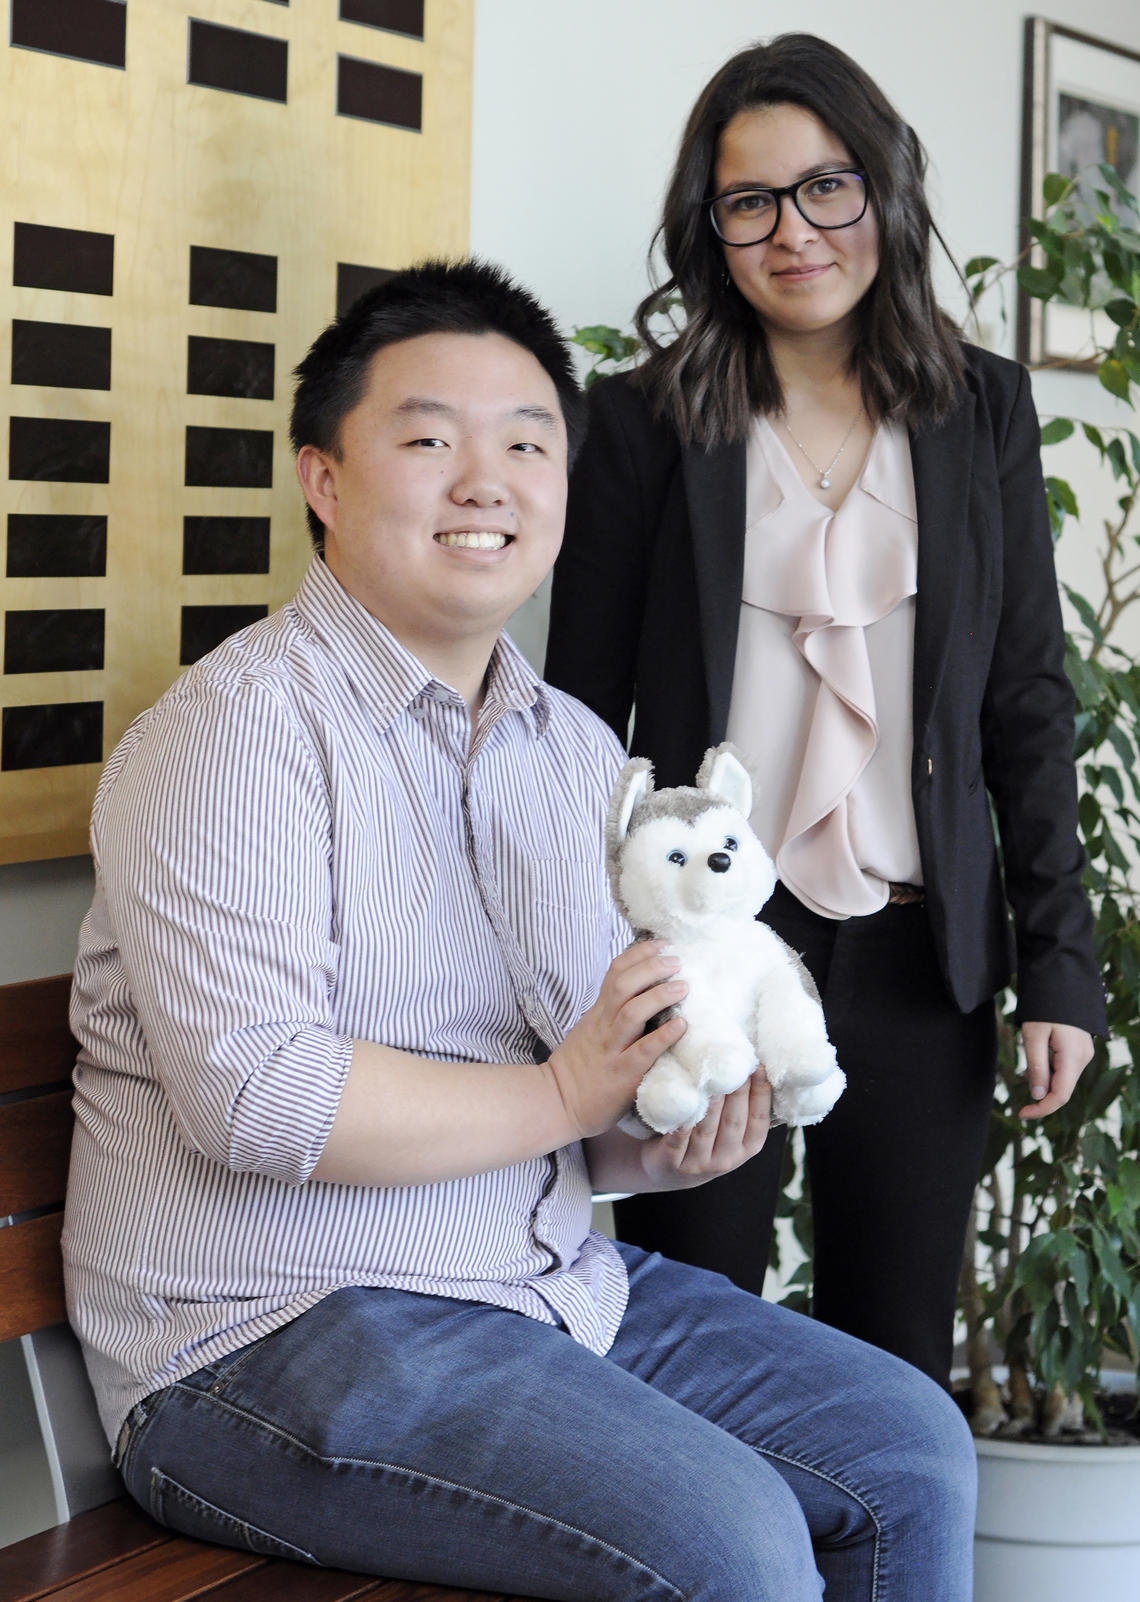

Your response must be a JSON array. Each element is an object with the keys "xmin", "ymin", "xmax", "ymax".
[{"xmin": 770, "ymin": 195, "xmax": 818, "ymax": 249}]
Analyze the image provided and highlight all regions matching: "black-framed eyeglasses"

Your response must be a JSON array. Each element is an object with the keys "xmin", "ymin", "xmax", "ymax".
[{"xmin": 707, "ymin": 169, "xmax": 869, "ymax": 246}]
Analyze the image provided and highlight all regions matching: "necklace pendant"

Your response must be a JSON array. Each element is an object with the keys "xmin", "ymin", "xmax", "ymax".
[{"xmin": 819, "ymin": 474, "xmax": 831, "ymax": 489}]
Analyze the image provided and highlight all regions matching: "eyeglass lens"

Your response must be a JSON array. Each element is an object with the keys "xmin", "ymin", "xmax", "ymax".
[{"xmin": 712, "ymin": 171, "xmax": 866, "ymax": 245}]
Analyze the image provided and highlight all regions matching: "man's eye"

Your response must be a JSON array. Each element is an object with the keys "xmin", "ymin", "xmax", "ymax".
[
  {"xmin": 408, "ymin": 437, "xmax": 447, "ymax": 449},
  {"xmin": 510, "ymin": 441, "xmax": 541, "ymax": 453},
  {"xmin": 667, "ymin": 850, "xmax": 687, "ymax": 866}
]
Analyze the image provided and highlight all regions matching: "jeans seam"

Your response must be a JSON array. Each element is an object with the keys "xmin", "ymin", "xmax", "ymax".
[
  {"xmin": 170, "ymin": 1388, "xmax": 685, "ymax": 1599},
  {"xmin": 752, "ymin": 1444, "xmax": 883, "ymax": 1602}
]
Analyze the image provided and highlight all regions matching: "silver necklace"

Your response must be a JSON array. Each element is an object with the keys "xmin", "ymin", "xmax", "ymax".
[{"xmin": 778, "ymin": 408, "xmax": 864, "ymax": 490}]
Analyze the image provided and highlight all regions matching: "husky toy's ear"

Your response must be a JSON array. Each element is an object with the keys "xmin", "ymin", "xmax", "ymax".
[
  {"xmin": 606, "ymin": 758, "xmax": 654, "ymax": 925},
  {"xmin": 695, "ymin": 743, "xmax": 752, "ymax": 818},
  {"xmin": 608, "ymin": 758, "xmax": 654, "ymax": 853}
]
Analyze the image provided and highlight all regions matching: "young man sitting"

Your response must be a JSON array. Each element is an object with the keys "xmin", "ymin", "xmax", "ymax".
[{"xmin": 65, "ymin": 260, "xmax": 976, "ymax": 1602}]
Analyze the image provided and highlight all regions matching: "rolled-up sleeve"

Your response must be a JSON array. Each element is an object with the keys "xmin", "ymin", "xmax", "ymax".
[{"xmin": 95, "ymin": 680, "xmax": 353, "ymax": 1183}]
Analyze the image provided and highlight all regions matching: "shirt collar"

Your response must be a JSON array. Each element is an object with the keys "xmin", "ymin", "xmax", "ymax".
[{"xmin": 292, "ymin": 556, "xmax": 549, "ymax": 737}]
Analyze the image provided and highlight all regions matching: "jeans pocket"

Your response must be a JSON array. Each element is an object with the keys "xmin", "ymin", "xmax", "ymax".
[{"xmin": 149, "ymin": 1468, "xmax": 317, "ymax": 1564}]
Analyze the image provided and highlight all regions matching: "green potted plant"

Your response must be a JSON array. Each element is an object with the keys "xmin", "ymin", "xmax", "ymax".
[{"xmin": 952, "ymin": 164, "xmax": 1140, "ymax": 1600}]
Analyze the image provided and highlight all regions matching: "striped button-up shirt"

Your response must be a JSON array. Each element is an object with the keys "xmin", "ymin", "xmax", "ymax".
[{"xmin": 64, "ymin": 556, "xmax": 631, "ymax": 1445}]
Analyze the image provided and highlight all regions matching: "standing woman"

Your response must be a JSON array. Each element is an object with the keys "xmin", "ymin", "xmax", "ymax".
[{"xmin": 545, "ymin": 33, "xmax": 1106, "ymax": 1386}]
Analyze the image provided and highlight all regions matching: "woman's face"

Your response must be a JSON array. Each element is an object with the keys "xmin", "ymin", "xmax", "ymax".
[{"xmin": 713, "ymin": 102, "xmax": 880, "ymax": 344}]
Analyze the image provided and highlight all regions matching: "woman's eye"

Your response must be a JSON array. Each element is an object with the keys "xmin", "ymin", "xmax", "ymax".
[
  {"xmin": 510, "ymin": 441, "xmax": 541, "ymax": 453},
  {"xmin": 667, "ymin": 850, "xmax": 687, "ymax": 866},
  {"xmin": 724, "ymin": 837, "xmax": 739, "ymax": 852},
  {"xmin": 728, "ymin": 190, "xmax": 774, "ymax": 216},
  {"xmin": 805, "ymin": 173, "xmax": 856, "ymax": 201}
]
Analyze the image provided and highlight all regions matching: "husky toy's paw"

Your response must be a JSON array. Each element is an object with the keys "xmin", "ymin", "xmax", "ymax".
[
  {"xmin": 635, "ymin": 1052, "xmax": 710, "ymax": 1135},
  {"xmin": 772, "ymin": 1066, "xmax": 847, "ymax": 1127},
  {"xmin": 697, "ymin": 1039, "xmax": 758, "ymax": 1098}
]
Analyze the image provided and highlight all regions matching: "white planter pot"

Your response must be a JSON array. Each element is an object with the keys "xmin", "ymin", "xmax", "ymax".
[{"xmin": 974, "ymin": 1426, "xmax": 1140, "ymax": 1601}]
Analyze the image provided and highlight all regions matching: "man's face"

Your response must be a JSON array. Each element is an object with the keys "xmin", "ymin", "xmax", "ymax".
[{"xmin": 297, "ymin": 331, "xmax": 568, "ymax": 671}]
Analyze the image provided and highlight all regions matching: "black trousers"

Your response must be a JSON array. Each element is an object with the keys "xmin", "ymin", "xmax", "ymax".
[{"xmin": 613, "ymin": 883, "xmax": 997, "ymax": 1386}]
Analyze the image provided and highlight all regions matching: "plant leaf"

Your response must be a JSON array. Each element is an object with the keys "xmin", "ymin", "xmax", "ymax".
[
  {"xmin": 1099, "ymin": 357, "xmax": 1131, "ymax": 402},
  {"xmin": 1040, "ymin": 417, "xmax": 1075, "ymax": 446}
]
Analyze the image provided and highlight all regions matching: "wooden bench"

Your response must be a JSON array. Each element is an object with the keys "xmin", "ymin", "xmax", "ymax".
[{"xmin": 0, "ymin": 975, "xmax": 528, "ymax": 1602}]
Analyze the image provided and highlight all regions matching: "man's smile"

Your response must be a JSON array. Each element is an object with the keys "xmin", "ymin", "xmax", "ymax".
[{"xmin": 434, "ymin": 529, "xmax": 514, "ymax": 550}]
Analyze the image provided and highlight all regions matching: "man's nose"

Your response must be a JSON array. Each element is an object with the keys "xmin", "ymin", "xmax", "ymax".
[{"xmin": 451, "ymin": 455, "xmax": 508, "ymax": 504}]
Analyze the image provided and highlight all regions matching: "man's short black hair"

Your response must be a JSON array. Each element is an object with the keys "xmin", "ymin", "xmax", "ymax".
[{"xmin": 290, "ymin": 258, "xmax": 586, "ymax": 548}]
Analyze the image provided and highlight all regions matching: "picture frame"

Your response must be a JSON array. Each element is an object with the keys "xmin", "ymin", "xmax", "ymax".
[{"xmin": 1018, "ymin": 18, "xmax": 1140, "ymax": 366}]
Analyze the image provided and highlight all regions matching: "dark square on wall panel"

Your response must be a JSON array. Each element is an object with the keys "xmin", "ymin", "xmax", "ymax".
[
  {"xmin": 10, "ymin": 0, "xmax": 127, "ymax": 70},
  {"xmin": 337, "ymin": 55, "xmax": 421, "ymax": 130},
  {"xmin": 13, "ymin": 222, "xmax": 114, "ymax": 296},
  {"xmin": 7, "ymin": 515, "xmax": 107, "ymax": 577},
  {"xmin": 187, "ymin": 336, "xmax": 275, "ymax": 400},
  {"xmin": 1, "ymin": 701, "xmax": 103, "ymax": 770},
  {"xmin": 185, "ymin": 426, "xmax": 274, "ymax": 488},
  {"xmin": 339, "ymin": 0, "xmax": 424, "ymax": 37},
  {"xmin": 12, "ymin": 320, "xmax": 112, "ymax": 390},
  {"xmin": 9, "ymin": 418, "xmax": 111, "ymax": 483},
  {"xmin": 189, "ymin": 244, "xmax": 277, "ymax": 312},
  {"xmin": 188, "ymin": 19, "xmax": 288, "ymax": 103},
  {"xmin": 4, "ymin": 609, "xmax": 105, "ymax": 675},
  {"xmin": 181, "ymin": 605, "xmax": 268, "ymax": 664},
  {"xmin": 183, "ymin": 516, "xmax": 270, "ymax": 574},
  {"xmin": 336, "ymin": 262, "xmax": 394, "ymax": 317}
]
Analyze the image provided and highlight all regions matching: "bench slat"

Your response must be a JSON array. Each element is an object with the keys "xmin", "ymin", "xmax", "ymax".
[
  {"xmin": 0, "ymin": 1502, "xmax": 168, "ymax": 1602},
  {"xmin": 35, "ymin": 1539, "xmax": 264, "ymax": 1602},
  {"xmin": 0, "ymin": 1092, "xmax": 73, "ymax": 1215},
  {"xmin": 0, "ymin": 977, "xmax": 77, "ymax": 1096},
  {"xmin": 0, "ymin": 1213, "xmax": 66, "ymax": 1343},
  {"xmin": 197, "ymin": 1564, "xmax": 389, "ymax": 1600}
]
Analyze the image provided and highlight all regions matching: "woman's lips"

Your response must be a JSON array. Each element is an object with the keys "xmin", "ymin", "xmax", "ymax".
[{"xmin": 772, "ymin": 263, "xmax": 832, "ymax": 281}]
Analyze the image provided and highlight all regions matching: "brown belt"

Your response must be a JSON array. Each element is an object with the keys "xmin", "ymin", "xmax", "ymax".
[{"xmin": 887, "ymin": 882, "xmax": 925, "ymax": 905}]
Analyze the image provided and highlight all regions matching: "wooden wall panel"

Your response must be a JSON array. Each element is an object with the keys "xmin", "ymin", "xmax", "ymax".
[{"xmin": 1, "ymin": 0, "xmax": 473, "ymax": 862}]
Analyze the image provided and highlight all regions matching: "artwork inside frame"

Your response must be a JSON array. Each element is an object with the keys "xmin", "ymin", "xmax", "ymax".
[
  {"xmin": 1019, "ymin": 18, "xmax": 1140, "ymax": 367},
  {"xmin": 1, "ymin": 3, "xmax": 473, "ymax": 864}
]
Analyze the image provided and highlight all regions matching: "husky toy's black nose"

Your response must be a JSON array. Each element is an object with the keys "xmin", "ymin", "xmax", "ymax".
[{"xmin": 707, "ymin": 852, "xmax": 732, "ymax": 873}]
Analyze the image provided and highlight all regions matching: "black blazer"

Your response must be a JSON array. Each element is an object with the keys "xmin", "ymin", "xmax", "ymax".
[{"xmin": 546, "ymin": 345, "xmax": 1106, "ymax": 1034}]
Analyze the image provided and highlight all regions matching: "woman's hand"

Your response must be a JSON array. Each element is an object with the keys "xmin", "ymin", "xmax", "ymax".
[
  {"xmin": 638, "ymin": 1071, "xmax": 772, "ymax": 1190},
  {"xmin": 1018, "ymin": 1021, "xmax": 1094, "ymax": 1119},
  {"xmin": 547, "ymin": 941, "xmax": 687, "ymax": 1140}
]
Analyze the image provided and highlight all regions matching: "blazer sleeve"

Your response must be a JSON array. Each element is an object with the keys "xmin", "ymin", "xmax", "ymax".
[
  {"xmin": 980, "ymin": 363, "xmax": 1106, "ymax": 1034},
  {"xmin": 546, "ymin": 375, "xmax": 679, "ymax": 745}
]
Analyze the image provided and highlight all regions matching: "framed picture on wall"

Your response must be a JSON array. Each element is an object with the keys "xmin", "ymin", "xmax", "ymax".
[{"xmin": 1019, "ymin": 18, "xmax": 1140, "ymax": 366}]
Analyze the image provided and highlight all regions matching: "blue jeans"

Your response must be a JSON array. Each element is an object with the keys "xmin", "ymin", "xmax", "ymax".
[{"xmin": 116, "ymin": 1245, "xmax": 976, "ymax": 1600}]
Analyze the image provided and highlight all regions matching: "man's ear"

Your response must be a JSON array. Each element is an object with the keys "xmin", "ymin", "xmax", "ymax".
[{"xmin": 296, "ymin": 445, "xmax": 338, "ymax": 535}]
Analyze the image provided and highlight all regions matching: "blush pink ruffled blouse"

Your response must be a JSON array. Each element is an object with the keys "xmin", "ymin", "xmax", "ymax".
[{"xmin": 725, "ymin": 415, "xmax": 922, "ymax": 919}]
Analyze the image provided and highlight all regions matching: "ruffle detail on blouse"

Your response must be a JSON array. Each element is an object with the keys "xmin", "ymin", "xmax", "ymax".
[{"xmin": 742, "ymin": 418, "xmax": 918, "ymax": 917}]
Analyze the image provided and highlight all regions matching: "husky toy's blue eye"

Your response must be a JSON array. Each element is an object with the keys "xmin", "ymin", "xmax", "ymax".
[
  {"xmin": 724, "ymin": 836, "xmax": 739, "ymax": 851},
  {"xmin": 667, "ymin": 850, "xmax": 687, "ymax": 866}
]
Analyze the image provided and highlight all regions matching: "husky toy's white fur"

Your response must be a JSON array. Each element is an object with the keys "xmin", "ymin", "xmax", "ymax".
[{"xmin": 607, "ymin": 743, "xmax": 846, "ymax": 1137}]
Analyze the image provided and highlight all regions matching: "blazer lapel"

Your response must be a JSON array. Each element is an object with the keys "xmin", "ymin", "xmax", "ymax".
[
  {"xmin": 682, "ymin": 437, "xmax": 747, "ymax": 741},
  {"xmin": 910, "ymin": 389, "xmax": 976, "ymax": 735}
]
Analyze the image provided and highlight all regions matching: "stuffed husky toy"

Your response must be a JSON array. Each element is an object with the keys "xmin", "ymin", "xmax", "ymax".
[{"xmin": 607, "ymin": 743, "xmax": 846, "ymax": 1136}]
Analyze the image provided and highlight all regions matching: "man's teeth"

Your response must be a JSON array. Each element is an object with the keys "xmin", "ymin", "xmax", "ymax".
[{"xmin": 436, "ymin": 531, "xmax": 509, "ymax": 549}]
